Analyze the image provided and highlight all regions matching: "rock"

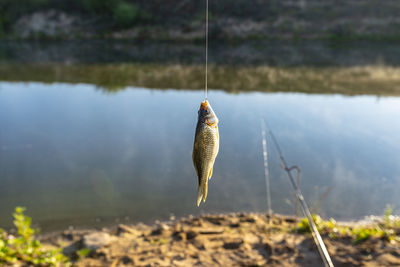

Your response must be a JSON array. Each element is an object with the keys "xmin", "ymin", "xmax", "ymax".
[
  {"xmin": 203, "ymin": 216, "xmax": 225, "ymax": 225},
  {"xmin": 284, "ymin": 217, "xmax": 297, "ymax": 223},
  {"xmin": 120, "ymin": 256, "xmax": 134, "ymax": 265},
  {"xmin": 190, "ymin": 239, "xmax": 206, "ymax": 250},
  {"xmin": 62, "ymin": 241, "xmax": 82, "ymax": 257},
  {"xmin": 83, "ymin": 232, "xmax": 113, "ymax": 251},
  {"xmin": 151, "ymin": 228, "xmax": 162, "ymax": 236},
  {"xmin": 243, "ymin": 233, "xmax": 259, "ymax": 244},
  {"xmin": 186, "ymin": 230, "xmax": 197, "ymax": 240},
  {"xmin": 199, "ymin": 228, "xmax": 225, "ymax": 235},
  {"xmin": 172, "ymin": 231, "xmax": 185, "ymax": 241},
  {"xmin": 174, "ymin": 223, "xmax": 183, "ymax": 232},
  {"xmin": 240, "ymin": 216, "xmax": 256, "ymax": 223},
  {"xmin": 151, "ymin": 223, "xmax": 170, "ymax": 236},
  {"xmin": 62, "ymin": 232, "xmax": 74, "ymax": 241},
  {"xmin": 377, "ymin": 253, "xmax": 400, "ymax": 265},
  {"xmin": 223, "ymin": 239, "xmax": 244, "ymax": 250},
  {"xmin": 171, "ymin": 259, "xmax": 189, "ymax": 266},
  {"xmin": 117, "ymin": 224, "xmax": 140, "ymax": 236},
  {"xmin": 268, "ymin": 255, "xmax": 282, "ymax": 264},
  {"xmin": 188, "ymin": 218, "xmax": 202, "ymax": 227},
  {"xmin": 159, "ymin": 223, "xmax": 170, "ymax": 231}
]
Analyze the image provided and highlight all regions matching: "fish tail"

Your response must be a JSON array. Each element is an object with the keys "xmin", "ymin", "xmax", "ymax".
[{"xmin": 197, "ymin": 180, "xmax": 208, "ymax": 206}]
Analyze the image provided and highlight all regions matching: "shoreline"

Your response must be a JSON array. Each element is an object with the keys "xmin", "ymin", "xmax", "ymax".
[{"xmin": 35, "ymin": 212, "xmax": 400, "ymax": 266}]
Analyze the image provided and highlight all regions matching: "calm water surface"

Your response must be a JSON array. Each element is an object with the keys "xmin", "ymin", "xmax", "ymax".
[{"xmin": 1, "ymin": 82, "xmax": 399, "ymax": 230}]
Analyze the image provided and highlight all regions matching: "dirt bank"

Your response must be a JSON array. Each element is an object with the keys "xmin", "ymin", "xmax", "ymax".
[{"xmin": 39, "ymin": 213, "xmax": 400, "ymax": 267}]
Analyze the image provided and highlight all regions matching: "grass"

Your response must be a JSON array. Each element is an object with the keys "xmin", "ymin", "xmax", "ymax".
[
  {"xmin": 296, "ymin": 207, "xmax": 400, "ymax": 244},
  {"xmin": 0, "ymin": 207, "xmax": 70, "ymax": 266}
]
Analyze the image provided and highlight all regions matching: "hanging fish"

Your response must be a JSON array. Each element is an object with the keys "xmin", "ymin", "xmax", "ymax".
[{"xmin": 192, "ymin": 100, "xmax": 219, "ymax": 206}]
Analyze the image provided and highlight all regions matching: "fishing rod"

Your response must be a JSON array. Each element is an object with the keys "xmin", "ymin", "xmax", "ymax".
[
  {"xmin": 264, "ymin": 119, "xmax": 334, "ymax": 267},
  {"xmin": 260, "ymin": 119, "xmax": 272, "ymax": 223}
]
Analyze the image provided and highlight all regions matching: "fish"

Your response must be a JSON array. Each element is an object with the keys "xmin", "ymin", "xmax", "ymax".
[{"xmin": 192, "ymin": 99, "xmax": 220, "ymax": 206}]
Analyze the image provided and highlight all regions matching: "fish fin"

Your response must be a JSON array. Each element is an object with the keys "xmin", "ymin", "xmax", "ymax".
[
  {"xmin": 196, "ymin": 181, "xmax": 208, "ymax": 206},
  {"xmin": 203, "ymin": 180, "xmax": 208, "ymax": 202},
  {"xmin": 208, "ymin": 167, "xmax": 213, "ymax": 180},
  {"xmin": 197, "ymin": 185, "xmax": 204, "ymax": 207}
]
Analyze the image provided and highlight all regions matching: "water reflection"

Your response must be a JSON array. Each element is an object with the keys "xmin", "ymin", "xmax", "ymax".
[
  {"xmin": 2, "ymin": 40, "xmax": 400, "ymax": 66},
  {"xmin": 0, "ymin": 82, "xmax": 399, "ymax": 231},
  {"xmin": 2, "ymin": 64, "xmax": 400, "ymax": 96}
]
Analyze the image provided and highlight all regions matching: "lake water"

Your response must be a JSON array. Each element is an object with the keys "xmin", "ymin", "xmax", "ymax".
[{"xmin": 1, "ymin": 41, "xmax": 400, "ymax": 231}]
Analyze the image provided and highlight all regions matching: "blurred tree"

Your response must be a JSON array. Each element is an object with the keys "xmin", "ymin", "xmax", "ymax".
[{"xmin": 113, "ymin": 1, "xmax": 138, "ymax": 28}]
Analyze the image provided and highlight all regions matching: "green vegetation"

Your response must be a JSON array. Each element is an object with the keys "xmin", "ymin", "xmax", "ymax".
[
  {"xmin": 297, "ymin": 207, "xmax": 400, "ymax": 244},
  {"xmin": 82, "ymin": 0, "xmax": 150, "ymax": 28},
  {"xmin": 113, "ymin": 2, "xmax": 139, "ymax": 28},
  {"xmin": 0, "ymin": 207, "xmax": 70, "ymax": 266},
  {"xmin": 76, "ymin": 248, "xmax": 91, "ymax": 260},
  {"xmin": 2, "ymin": 0, "xmax": 400, "ymax": 40},
  {"xmin": 0, "ymin": 0, "xmax": 150, "ymax": 37}
]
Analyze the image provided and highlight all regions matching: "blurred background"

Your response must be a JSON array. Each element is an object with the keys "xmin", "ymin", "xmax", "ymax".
[{"xmin": 1, "ymin": 0, "xmax": 400, "ymax": 232}]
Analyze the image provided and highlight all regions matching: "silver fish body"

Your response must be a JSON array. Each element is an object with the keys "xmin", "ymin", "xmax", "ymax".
[{"xmin": 192, "ymin": 100, "xmax": 219, "ymax": 206}]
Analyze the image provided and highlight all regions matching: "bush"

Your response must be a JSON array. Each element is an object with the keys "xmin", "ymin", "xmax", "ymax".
[
  {"xmin": 113, "ymin": 1, "xmax": 138, "ymax": 28},
  {"xmin": 0, "ymin": 207, "xmax": 70, "ymax": 266}
]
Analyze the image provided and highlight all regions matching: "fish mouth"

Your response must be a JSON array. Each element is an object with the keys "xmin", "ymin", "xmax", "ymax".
[
  {"xmin": 200, "ymin": 100, "xmax": 209, "ymax": 110},
  {"xmin": 205, "ymin": 122, "xmax": 217, "ymax": 126}
]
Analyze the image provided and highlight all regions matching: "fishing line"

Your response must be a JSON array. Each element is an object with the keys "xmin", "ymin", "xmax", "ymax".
[{"xmin": 205, "ymin": 0, "xmax": 209, "ymax": 100}]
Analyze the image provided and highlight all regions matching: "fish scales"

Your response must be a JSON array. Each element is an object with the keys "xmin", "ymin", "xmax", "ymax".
[{"xmin": 193, "ymin": 123, "xmax": 218, "ymax": 179}]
